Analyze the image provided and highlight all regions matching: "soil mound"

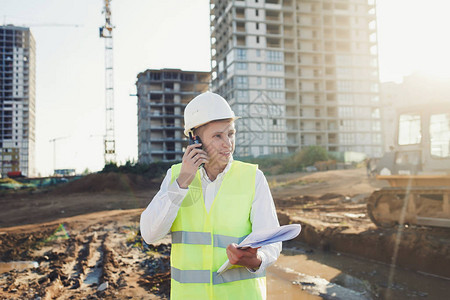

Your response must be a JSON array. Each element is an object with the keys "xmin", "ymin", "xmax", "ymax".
[{"xmin": 51, "ymin": 172, "xmax": 159, "ymax": 195}]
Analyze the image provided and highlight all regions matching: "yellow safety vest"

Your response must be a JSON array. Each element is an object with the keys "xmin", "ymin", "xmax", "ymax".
[{"xmin": 170, "ymin": 160, "xmax": 266, "ymax": 299}]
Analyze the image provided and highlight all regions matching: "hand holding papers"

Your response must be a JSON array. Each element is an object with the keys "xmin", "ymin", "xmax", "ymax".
[
  {"xmin": 237, "ymin": 224, "xmax": 301, "ymax": 249},
  {"xmin": 217, "ymin": 224, "xmax": 301, "ymax": 275}
]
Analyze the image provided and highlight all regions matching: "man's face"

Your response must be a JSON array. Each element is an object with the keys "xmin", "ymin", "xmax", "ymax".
[{"xmin": 196, "ymin": 119, "xmax": 235, "ymax": 168}]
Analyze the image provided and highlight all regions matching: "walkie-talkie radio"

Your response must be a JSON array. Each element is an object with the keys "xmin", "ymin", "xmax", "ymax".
[
  {"xmin": 189, "ymin": 132, "xmax": 205, "ymax": 168},
  {"xmin": 188, "ymin": 132, "xmax": 202, "ymax": 148}
]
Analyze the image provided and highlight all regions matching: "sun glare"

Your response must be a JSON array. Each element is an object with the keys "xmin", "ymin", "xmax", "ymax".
[{"xmin": 377, "ymin": 0, "xmax": 450, "ymax": 82}]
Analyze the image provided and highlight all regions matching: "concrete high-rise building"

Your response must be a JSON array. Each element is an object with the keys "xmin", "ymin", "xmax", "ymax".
[
  {"xmin": 210, "ymin": 0, "xmax": 382, "ymax": 158},
  {"xmin": 136, "ymin": 68, "xmax": 210, "ymax": 163},
  {"xmin": 0, "ymin": 25, "xmax": 36, "ymax": 177}
]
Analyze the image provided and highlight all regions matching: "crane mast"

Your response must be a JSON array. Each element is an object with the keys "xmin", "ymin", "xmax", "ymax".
[{"xmin": 99, "ymin": 0, "xmax": 116, "ymax": 164}]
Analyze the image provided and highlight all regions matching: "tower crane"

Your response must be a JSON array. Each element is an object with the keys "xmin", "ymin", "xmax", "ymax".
[
  {"xmin": 99, "ymin": 0, "xmax": 116, "ymax": 164},
  {"xmin": 49, "ymin": 136, "xmax": 69, "ymax": 175}
]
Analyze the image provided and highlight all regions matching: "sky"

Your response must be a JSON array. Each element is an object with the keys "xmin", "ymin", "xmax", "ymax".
[{"xmin": 1, "ymin": 0, "xmax": 449, "ymax": 176}]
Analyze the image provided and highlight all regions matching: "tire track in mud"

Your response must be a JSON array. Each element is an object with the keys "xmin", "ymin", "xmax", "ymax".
[
  {"xmin": 39, "ymin": 240, "xmax": 79, "ymax": 299},
  {"xmin": 0, "ymin": 212, "xmax": 172, "ymax": 299},
  {"xmin": 69, "ymin": 233, "xmax": 96, "ymax": 289},
  {"xmin": 38, "ymin": 231, "xmax": 106, "ymax": 299}
]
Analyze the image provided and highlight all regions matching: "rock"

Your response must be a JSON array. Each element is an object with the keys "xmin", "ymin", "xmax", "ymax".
[{"xmin": 97, "ymin": 282, "xmax": 109, "ymax": 292}]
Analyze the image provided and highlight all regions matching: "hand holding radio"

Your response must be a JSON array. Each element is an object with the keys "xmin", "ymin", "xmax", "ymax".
[{"xmin": 176, "ymin": 133, "xmax": 209, "ymax": 189}]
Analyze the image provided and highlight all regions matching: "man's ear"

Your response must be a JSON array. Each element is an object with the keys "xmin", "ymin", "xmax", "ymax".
[{"xmin": 193, "ymin": 126, "xmax": 203, "ymax": 139}]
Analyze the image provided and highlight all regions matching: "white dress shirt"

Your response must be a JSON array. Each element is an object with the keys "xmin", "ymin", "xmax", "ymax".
[{"xmin": 140, "ymin": 159, "xmax": 281, "ymax": 274}]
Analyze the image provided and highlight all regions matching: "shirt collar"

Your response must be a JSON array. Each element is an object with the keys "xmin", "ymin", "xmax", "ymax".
[{"xmin": 200, "ymin": 156, "xmax": 234, "ymax": 183}]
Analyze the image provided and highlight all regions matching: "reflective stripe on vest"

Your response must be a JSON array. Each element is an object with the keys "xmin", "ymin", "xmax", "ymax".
[
  {"xmin": 172, "ymin": 231, "xmax": 211, "ymax": 245},
  {"xmin": 213, "ymin": 234, "xmax": 247, "ymax": 248},
  {"xmin": 171, "ymin": 267, "xmax": 210, "ymax": 284},
  {"xmin": 172, "ymin": 231, "xmax": 247, "ymax": 248},
  {"xmin": 171, "ymin": 267, "xmax": 265, "ymax": 284}
]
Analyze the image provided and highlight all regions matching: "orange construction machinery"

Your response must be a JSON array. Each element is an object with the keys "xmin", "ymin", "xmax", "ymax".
[{"xmin": 367, "ymin": 103, "xmax": 450, "ymax": 228}]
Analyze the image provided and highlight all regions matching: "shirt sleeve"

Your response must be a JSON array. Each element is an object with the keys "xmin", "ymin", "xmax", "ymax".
[
  {"xmin": 140, "ymin": 168, "xmax": 188, "ymax": 244},
  {"xmin": 248, "ymin": 169, "xmax": 282, "ymax": 274}
]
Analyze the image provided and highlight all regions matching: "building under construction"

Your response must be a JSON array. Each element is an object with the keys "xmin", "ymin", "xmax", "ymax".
[
  {"xmin": 210, "ymin": 0, "xmax": 382, "ymax": 158},
  {"xmin": 0, "ymin": 25, "xmax": 36, "ymax": 177},
  {"xmin": 135, "ymin": 69, "xmax": 210, "ymax": 163}
]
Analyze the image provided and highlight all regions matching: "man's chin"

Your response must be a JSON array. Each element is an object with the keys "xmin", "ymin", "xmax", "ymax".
[
  {"xmin": 217, "ymin": 157, "xmax": 230, "ymax": 167},
  {"xmin": 207, "ymin": 157, "xmax": 230, "ymax": 169}
]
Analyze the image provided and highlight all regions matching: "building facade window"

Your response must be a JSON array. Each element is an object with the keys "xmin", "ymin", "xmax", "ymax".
[
  {"xmin": 235, "ymin": 76, "xmax": 249, "ymax": 88},
  {"xmin": 236, "ymin": 90, "xmax": 249, "ymax": 100},
  {"xmin": 339, "ymin": 133, "xmax": 355, "ymax": 145},
  {"xmin": 240, "ymin": 146, "xmax": 249, "ymax": 156},
  {"xmin": 338, "ymin": 106, "xmax": 354, "ymax": 118},
  {"xmin": 236, "ymin": 48, "xmax": 247, "ymax": 60},
  {"xmin": 266, "ymin": 50, "xmax": 283, "ymax": 62},
  {"xmin": 372, "ymin": 120, "xmax": 381, "ymax": 131},
  {"xmin": 337, "ymin": 80, "xmax": 352, "ymax": 92},
  {"xmin": 336, "ymin": 55, "xmax": 352, "ymax": 66},
  {"xmin": 371, "ymin": 108, "xmax": 380, "ymax": 119},
  {"xmin": 267, "ymin": 77, "xmax": 284, "ymax": 89},
  {"xmin": 270, "ymin": 132, "xmax": 285, "ymax": 144},
  {"xmin": 372, "ymin": 133, "xmax": 382, "ymax": 145},
  {"xmin": 236, "ymin": 62, "xmax": 248, "ymax": 70},
  {"xmin": 336, "ymin": 67, "xmax": 352, "ymax": 77},
  {"xmin": 266, "ymin": 64, "xmax": 283, "ymax": 72},
  {"xmin": 267, "ymin": 91, "xmax": 284, "ymax": 99}
]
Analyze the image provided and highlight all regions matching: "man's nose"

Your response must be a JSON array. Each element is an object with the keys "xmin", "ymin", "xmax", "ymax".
[{"xmin": 223, "ymin": 136, "xmax": 232, "ymax": 148}]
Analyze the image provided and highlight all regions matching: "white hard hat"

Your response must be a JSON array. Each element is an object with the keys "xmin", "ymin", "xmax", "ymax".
[{"xmin": 184, "ymin": 92, "xmax": 238, "ymax": 137}]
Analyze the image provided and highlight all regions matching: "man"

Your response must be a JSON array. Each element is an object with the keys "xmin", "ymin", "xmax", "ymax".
[{"xmin": 140, "ymin": 92, "xmax": 281, "ymax": 299}]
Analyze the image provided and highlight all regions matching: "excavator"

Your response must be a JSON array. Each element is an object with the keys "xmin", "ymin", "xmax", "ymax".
[{"xmin": 367, "ymin": 102, "xmax": 450, "ymax": 228}]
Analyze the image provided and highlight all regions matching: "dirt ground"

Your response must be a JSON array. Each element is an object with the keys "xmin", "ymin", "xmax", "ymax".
[
  {"xmin": 1, "ymin": 168, "xmax": 449, "ymax": 299},
  {"xmin": 269, "ymin": 169, "xmax": 450, "ymax": 279}
]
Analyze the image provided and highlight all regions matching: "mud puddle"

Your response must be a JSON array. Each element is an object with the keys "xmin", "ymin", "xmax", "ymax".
[
  {"xmin": 267, "ymin": 254, "xmax": 370, "ymax": 299},
  {"xmin": 267, "ymin": 269, "xmax": 322, "ymax": 300},
  {"xmin": 268, "ymin": 244, "xmax": 449, "ymax": 299}
]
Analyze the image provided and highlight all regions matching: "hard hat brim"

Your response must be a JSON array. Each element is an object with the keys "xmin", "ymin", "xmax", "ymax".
[{"xmin": 184, "ymin": 116, "xmax": 240, "ymax": 137}]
